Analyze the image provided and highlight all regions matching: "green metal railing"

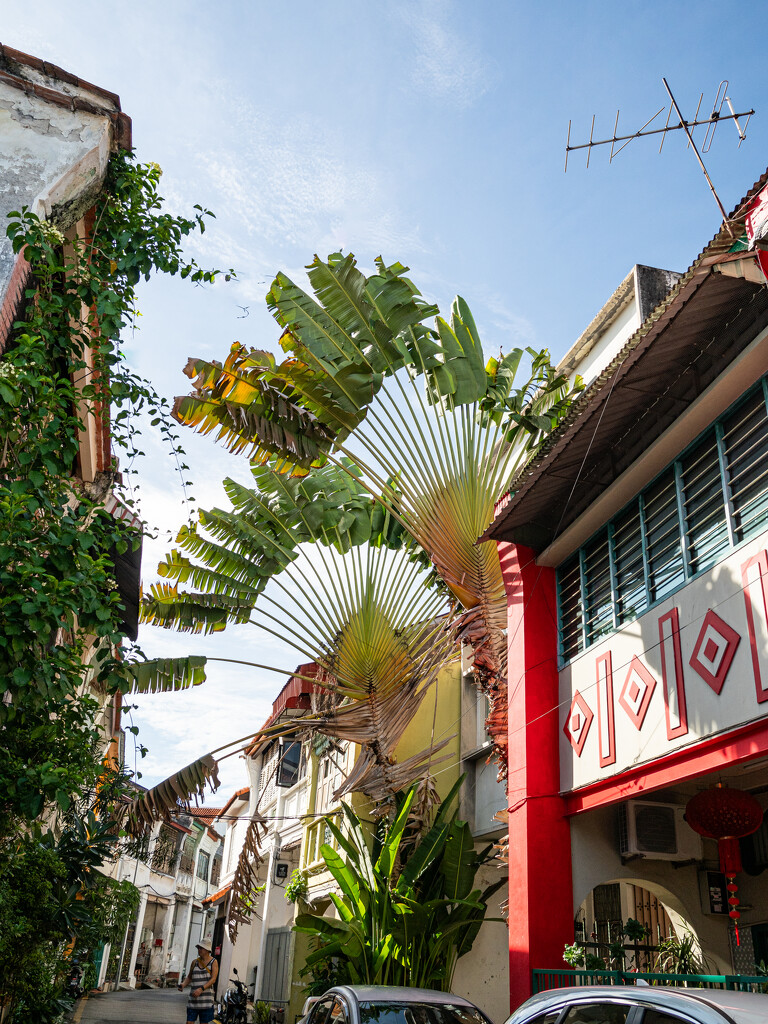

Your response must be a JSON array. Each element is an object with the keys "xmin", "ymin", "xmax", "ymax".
[{"xmin": 532, "ymin": 970, "xmax": 768, "ymax": 994}]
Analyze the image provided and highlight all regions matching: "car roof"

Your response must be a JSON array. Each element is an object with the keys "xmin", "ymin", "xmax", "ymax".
[
  {"xmin": 507, "ymin": 985, "xmax": 768, "ymax": 1024},
  {"xmin": 671, "ymin": 987, "xmax": 768, "ymax": 1023},
  {"xmin": 330, "ymin": 986, "xmax": 479, "ymax": 1007}
]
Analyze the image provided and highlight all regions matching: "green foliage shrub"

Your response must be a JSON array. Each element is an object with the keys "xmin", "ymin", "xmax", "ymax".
[{"xmin": 0, "ymin": 150, "xmax": 227, "ymax": 1021}]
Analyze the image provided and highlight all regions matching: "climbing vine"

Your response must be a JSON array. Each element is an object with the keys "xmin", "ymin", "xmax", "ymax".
[
  {"xmin": 0, "ymin": 151, "xmax": 229, "ymax": 1018},
  {"xmin": 0, "ymin": 153, "xmax": 229, "ymax": 828}
]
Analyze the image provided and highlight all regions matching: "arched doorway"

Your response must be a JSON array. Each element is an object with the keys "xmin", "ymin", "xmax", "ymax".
[{"xmin": 575, "ymin": 879, "xmax": 712, "ymax": 973}]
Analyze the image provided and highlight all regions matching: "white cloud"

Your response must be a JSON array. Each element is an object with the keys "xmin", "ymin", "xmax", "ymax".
[
  {"xmin": 158, "ymin": 83, "xmax": 427, "ymax": 303},
  {"xmin": 398, "ymin": 0, "xmax": 497, "ymax": 110},
  {"xmin": 479, "ymin": 292, "xmax": 538, "ymax": 350}
]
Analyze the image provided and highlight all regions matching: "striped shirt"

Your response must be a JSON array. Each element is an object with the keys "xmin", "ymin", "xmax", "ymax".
[{"xmin": 187, "ymin": 956, "xmax": 216, "ymax": 1010}]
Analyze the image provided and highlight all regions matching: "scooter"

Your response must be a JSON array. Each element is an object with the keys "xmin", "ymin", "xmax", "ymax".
[
  {"xmin": 65, "ymin": 960, "xmax": 84, "ymax": 1000},
  {"xmin": 217, "ymin": 967, "xmax": 248, "ymax": 1024}
]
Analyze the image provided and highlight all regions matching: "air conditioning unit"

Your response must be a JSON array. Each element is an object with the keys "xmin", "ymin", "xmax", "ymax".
[{"xmin": 618, "ymin": 800, "xmax": 702, "ymax": 861}]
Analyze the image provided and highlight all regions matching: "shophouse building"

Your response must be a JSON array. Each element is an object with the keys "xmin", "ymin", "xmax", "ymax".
[
  {"xmin": 484, "ymin": 169, "xmax": 768, "ymax": 1010},
  {"xmin": 103, "ymin": 807, "xmax": 223, "ymax": 990},
  {"xmin": 215, "ymin": 659, "xmax": 510, "ymax": 1023}
]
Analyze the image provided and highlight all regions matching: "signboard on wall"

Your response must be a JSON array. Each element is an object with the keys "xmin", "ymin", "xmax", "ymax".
[
  {"xmin": 560, "ymin": 536, "xmax": 768, "ymax": 791},
  {"xmin": 699, "ymin": 870, "xmax": 729, "ymax": 916}
]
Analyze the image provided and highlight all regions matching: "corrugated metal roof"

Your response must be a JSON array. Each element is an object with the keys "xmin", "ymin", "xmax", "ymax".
[{"xmin": 245, "ymin": 662, "xmax": 322, "ymax": 757}]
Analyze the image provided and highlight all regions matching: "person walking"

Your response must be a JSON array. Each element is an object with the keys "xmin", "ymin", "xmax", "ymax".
[{"xmin": 179, "ymin": 939, "xmax": 219, "ymax": 1024}]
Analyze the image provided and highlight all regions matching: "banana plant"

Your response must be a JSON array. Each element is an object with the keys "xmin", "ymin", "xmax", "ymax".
[
  {"xmin": 295, "ymin": 779, "xmax": 504, "ymax": 992},
  {"xmin": 171, "ymin": 253, "xmax": 583, "ymax": 770}
]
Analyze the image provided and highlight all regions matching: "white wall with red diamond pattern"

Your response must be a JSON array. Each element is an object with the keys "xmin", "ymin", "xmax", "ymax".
[{"xmin": 560, "ymin": 534, "xmax": 768, "ymax": 791}]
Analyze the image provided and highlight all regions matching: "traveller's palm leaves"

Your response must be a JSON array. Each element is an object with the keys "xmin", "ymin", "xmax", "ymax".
[
  {"xmin": 171, "ymin": 253, "xmax": 582, "ymax": 767},
  {"xmin": 141, "ymin": 490, "xmax": 458, "ymax": 805}
]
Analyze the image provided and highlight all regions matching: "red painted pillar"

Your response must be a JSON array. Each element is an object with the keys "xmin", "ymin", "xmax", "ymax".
[{"xmin": 498, "ymin": 541, "xmax": 573, "ymax": 1011}]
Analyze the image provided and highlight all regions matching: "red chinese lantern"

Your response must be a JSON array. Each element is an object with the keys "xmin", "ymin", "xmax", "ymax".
[{"xmin": 685, "ymin": 785, "xmax": 763, "ymax": 945}]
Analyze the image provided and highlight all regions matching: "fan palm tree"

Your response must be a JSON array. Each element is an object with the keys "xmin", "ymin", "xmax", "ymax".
[
  {"xmin": 171, "ymin": 253, "xmax": 582, "ymax": 769},
  {"xmin": 142, "ymin": 503, "xmax": 458, "ymax": 808}
]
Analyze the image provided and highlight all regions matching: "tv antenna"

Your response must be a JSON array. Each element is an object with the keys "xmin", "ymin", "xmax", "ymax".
[{"xmin": 565, "ymin": 79, "xmax": 754, "ymax": 231}]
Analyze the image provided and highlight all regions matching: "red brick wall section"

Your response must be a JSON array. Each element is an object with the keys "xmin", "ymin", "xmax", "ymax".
[
  {"xmin": 0, "ymin": 251, "xmax": 31, "ymax": 355},
  {"xmin": 81, "ymin": 208, "xmax": 112, "ymax": 475}
]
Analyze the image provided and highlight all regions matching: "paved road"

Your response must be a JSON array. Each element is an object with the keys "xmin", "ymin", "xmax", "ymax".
[{"xmin": 75, "ymin": 987, "xmax": 192, "ymax": 1023}]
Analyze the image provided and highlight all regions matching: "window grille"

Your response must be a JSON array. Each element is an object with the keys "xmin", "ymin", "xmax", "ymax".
[
  {"xmin": 583, "ymin": 531, "xmax": 613, "ymax": 645},
  {"xmin": 680, "ymin": 431, "xmax": 728, "ymax": 575},
  {"xmin": 557, "ymin": 376, "xmax": 768, "ymax": 661},
  {"xmin": 612, "ymin": 501, "xmax": 646, "ymax": 624}
]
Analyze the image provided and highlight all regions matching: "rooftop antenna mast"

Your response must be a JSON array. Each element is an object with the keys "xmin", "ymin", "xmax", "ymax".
[{"xmin": 565, "ymin": 79, "xmax": 754, "ymax": 234}]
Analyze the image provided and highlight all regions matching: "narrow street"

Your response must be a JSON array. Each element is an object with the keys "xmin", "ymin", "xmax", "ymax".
[{"xmin": 74, "ymin": 988, "xmax": 190, "ymax": 1023}]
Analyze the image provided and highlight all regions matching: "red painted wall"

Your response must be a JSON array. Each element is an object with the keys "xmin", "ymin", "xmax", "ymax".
[{"xmin": 499, "ymin": 541, "xmax": 574, "ymax": 1011}]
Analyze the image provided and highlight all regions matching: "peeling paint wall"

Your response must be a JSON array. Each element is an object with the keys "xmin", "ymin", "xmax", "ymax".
[{"xmin": 0, "ymin": 53, "xmax": 119, "ymax": 313}]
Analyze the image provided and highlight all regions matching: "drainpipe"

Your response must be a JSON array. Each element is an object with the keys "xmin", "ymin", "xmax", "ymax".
[
  {"xmin": 178, "ymin": 897, "xmax": 195, "ymax": 975},
  {"xmin": 113, "ymin": 848, "xmax": 143, "ymax": 990}
]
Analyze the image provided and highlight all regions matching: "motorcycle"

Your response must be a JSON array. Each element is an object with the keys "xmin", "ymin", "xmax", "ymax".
[
  {"xmin": 65, "ymin": 960, "xmax": 84, "ymax": 1000},
  {"xmin": 217, "ymin": 967, "xmax": 248, "ymax": 1024}
]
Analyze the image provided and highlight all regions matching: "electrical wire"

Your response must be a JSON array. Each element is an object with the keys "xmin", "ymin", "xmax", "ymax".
[{"xmin": 189, "ymin": 552, "xmax": 768, "ymax": 829}]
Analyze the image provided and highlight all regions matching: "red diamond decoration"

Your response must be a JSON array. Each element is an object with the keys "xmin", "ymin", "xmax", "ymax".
[
  {"xmin": 619, "ymin": 657, "xmax": 657, "ymax": 730},
  {"xmin": 689, "ymin": 609, "xmax": 741, "ymax": 695},
  {"xmin": 563, "ymin": 691, "xmax": 594, "ymax": 757}
]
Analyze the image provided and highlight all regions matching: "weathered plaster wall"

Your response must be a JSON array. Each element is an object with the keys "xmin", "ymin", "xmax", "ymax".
[
  {"xmin": 0, "ymin": 55, "xmax": 118, "ymax": 313},
  {"xmin": 452, "ymin": 853, "xmax": 510, "ymax": 1023}
]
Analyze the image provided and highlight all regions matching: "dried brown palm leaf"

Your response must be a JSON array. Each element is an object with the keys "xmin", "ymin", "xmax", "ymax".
[
  {"xmin": 492, "ymin": 807, "xmax": 509, "ymax": 917},
  {"xmin": 125, "ymin": 754, "xmax": 220, "ymax": 836},
  {"xmin": 228, "ymin": 811, "xmax": 268, "ymax": 943}
]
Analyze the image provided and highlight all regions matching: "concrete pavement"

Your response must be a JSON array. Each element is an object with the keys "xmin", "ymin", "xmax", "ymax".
[{"xmin": 73, "ymin": 987, "xmax": 193, "ymax": 1023}]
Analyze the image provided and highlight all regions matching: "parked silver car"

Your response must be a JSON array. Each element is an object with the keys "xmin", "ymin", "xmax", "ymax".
[
  {"xmin": 300, "ymin": 985, "xmax": 494, "ymax": 1024},
  {"xmin": 505, "ymin": 985, "xmax": 768, "ymax": 1024}
]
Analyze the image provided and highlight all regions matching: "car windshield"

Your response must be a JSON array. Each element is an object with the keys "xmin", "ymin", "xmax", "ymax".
[{"xmin": 359, "ymin": 1002, "xmax": 490, "ymax": 1024}]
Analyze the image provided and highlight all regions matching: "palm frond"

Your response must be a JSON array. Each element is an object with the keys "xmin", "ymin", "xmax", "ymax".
[
  {"xmin": 125, "ymin": 754, "xmax": 220, "ymax": 835},
  {"xmin": 141, "ymin": 583, "xmax": 253, "ymax": 634},
  {"xmin": 126, "ymin": 656, "xmax": 207, "ymax": 694},
  {"xmin": 164, "ymin": 252, "xmax": 583, "ymax": 783},
  {"xmin": 146, "ymin": 501, "xmax": 457, "ymax": 802}
]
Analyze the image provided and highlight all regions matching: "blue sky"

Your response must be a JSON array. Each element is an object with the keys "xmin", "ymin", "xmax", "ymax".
[{"xmin": 5, "ymin": 2, "xmax": 768, "ymax": 801}]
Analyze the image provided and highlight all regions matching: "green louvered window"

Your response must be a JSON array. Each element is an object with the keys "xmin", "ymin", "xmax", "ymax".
[
  {"xmin": 723, "ymin": 384, "xmax": 768, "ymax": 542},
  {"xmin": 612, "ymin": 500, "xmax": 646, "ymax": 624},
  {"xmin": 558, "ymin": 555, "xmax": 583, "ymax": 661},
  {"xmin": 557, "ymin": 376, "xmax": 768, "ymax": 662},
  {"xmin": 583, "ymin": 531, "xmax": 614, "ymax": 646},
  {"xmin": 644, "ymin": 468, "xmax": 685, "ymax": 601},
  {"xmin": 680, "ymin": 431, "xmax": 729, "ymax": 575}
]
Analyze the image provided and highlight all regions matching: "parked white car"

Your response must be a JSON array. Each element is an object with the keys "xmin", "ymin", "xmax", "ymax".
[{"xmin": 505, "ymin": 985, "xmax": 768, "ymax": 1024}]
